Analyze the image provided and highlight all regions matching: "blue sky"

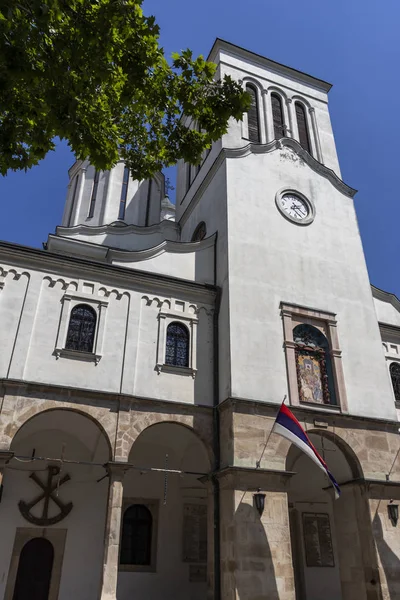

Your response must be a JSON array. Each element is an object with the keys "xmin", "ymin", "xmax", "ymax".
[{"xmin": 1, "ymin": 0, "xmax": 399, "ymax": 296}]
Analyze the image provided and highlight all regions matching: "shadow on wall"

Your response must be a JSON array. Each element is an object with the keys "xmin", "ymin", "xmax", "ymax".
[
  {"xmin": 373, "ymin": 512, "xmax": 400, "ymax": 599},
  {"xmin": 234, "ymin": 501, "xmax": 280, "ymax": 600}
]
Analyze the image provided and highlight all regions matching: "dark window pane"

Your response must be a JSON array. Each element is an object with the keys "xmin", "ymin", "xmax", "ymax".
[
  {"xmin": 191, "ymin": 222, "xmax": 207, "ymax": 242},
  {"xmin": 65, "ymin": 304, "xmax": 96, "ymax": 353},
  {"xmin": 271, "ymin": 94, "xmax": 285, "ymax": 139},
  {"xmin": 295, "ymin": 102, "xmax": 311, "ymax": 154},
  {"xmin": 246, "ymin": 84, "xmax": 260, "ymax": 143},
  {"xmin": 120, "ymin": 504, "xmax": 152, "ymax": 566},
  {"xmin": 12, "ymin": 537, "xmax": 54, "ymax": 600},
  {"xmin": 390, "ymin": 363, "xmax": 400, "ymax": 402},
  {"xmin": 88, "ymin": 170, "xmax": 100, "ymax": 218},
  {"xmin": 118, "ymin": 166, "xmax": 130, "ymax": 220},
  {"xmin": 165, "ymin": 322, "xmax": 189, "ymax": 367}
]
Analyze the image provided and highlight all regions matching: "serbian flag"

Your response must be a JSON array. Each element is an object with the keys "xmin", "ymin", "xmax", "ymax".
[{"xmin": 273, "ymin": 402, "xmax": 341, "ymax": 499}]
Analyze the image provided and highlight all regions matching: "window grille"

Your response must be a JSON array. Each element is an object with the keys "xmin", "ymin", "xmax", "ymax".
[
  {"xmin": 120, "ymin": 504, "xmax": 152, "ymax": 565},
  {"xmin": 390, "ymin": 363, "xmax": 400, "ymax": 402},
  {"xmin": 165, "ymin": 322, "xmax": 189, "ymax": 367},
  {"xmin": 65, "ymin": 304, "xmax": 96, "ymax": 353}
]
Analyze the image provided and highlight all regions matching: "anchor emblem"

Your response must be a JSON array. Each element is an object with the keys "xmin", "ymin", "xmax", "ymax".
[{"xmin": 19, "ymin": 465, "xmax": 73, "ymax": 525}]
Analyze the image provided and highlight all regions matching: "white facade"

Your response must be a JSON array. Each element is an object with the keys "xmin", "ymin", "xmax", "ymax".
[{"xmin": 0, "ymin": 39, "xmax": 400, "ymax": 600}]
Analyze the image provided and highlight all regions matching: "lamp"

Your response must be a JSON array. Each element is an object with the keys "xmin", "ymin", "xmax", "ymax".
[
  {"xmin": 388, "ymin": 502, "xmax": 399, "ymax": 527},
  {"xmin": 254, "ymin": 489, "xmax": 266, "ymax": 517}
]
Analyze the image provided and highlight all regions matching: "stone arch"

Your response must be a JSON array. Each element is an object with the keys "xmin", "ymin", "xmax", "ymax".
[
  {"xmin": 285, "ymin": 427, "xmax": 364, "ymax": 481},
  {"xmin": 119, "ymin": 413, "xmax": 213, "ymax": 467},
  {"xmin": 4, "ymin": 404, "xmax": 114, "ymax": 460}
]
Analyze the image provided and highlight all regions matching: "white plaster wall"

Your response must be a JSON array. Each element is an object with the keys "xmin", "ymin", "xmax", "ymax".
[
  {"xmin": 0, "ymin": 413, "xmax": 109, "ymax": 600},
  {"xmin": 0, "ymin": 261, "xmax": 214, "ymax": 406},
  {"xmin": 225, "ymin": 150, "xmax": 396, "ymax": 420},
  {"xmin": 373, "ymin": 296, "xmax": 400, "ymax": 327}
]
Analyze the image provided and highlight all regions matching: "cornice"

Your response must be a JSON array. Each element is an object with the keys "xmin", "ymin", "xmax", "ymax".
[
  {"xmin": 56, "ymin": 219, "xmax": 179, "ymax": 238},
  {"xmin": 179, "ymin": 138, "xmax": 357, "ymax": 227},
  {"xmin": 106, "ymin": 234, "xmax": 215, "ymax": 263},
  {"xmin": 0, "ymin": 241, "xmax": 217, "ymax": 303},
  {"xmin": 372, "ymin": 284, "xmax": 400, "ymax": 314},
  {"xmin": 208, "ymin": 38, "xmax": 332, "ymax": 93},
  {"xmin": 225, "ymin": 139, "xmax": 357, "ymax": 197}
]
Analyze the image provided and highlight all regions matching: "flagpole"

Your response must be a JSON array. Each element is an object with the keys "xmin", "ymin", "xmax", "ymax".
[{"xmin": 256, "ymin": 395, "xmax": 286, "ymax": 468}]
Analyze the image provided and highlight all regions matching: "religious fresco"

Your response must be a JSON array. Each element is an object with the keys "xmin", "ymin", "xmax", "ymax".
[
  {"xmin": 293, "ymin": 324, "xmax": 332, "ymax": 405},
  {"xmin": 297, "ymin": 351, "xmax": 324, "ymax": 404}
]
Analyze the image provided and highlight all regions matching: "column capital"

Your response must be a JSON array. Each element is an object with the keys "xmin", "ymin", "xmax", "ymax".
[{"xmin": 104, "ymin": 461, "xmax": 130, "ymax": 478}]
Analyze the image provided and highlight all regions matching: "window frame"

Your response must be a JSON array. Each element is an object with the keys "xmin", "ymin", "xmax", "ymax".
[
  {"xmin": 65, "ymin": 304, "xmax": 97, "ymax": 354},
  {"xmin": 390, "ymin": 362, "xmax": 400, "ymax": 404},
  {"xmin": 271, "ymin": 92, "xmax": 286, "ymax": 140},
  {"xmin": 155, "ymin": 300, "xmax": 198, "ymax": 377},
  {"xmin": 295, "ymin": 101, "xmax": 312, "ymax": 155},
  {"xmin": 245, "ymin": 83, "xmax": 261, "ymax": 143},
  {"xmin": 165, "ymin": 321, "xmax": 190, "ymax": 368},
  {"xmin": 54, "ymin": 293, "xmax": 108, "ymax": 364},
  {"xmin": 119, "ymin": 499, "xmax": 159, "ymax": 573},
  {"xmin": 280, "ymin": 302, "xmax": 348, "ymax": 412}
]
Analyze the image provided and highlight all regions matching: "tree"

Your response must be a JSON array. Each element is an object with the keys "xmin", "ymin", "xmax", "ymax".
[{"xmin": 0, "ymin": 1, "xmax": 250, "ymax": 179}]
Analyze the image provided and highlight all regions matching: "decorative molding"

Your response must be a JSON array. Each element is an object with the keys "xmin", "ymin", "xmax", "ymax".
[
  {"xmin": 54, "ymin": 348, "xmax": 102, "ymax": 365},
  {"xmin": 107, "ymin": 234, "xmax": 215, "ymax": 264},
  {"xmin": 372, "ymin": 284, "xmax": 400, "ymax": 314},
  {"xmin": 56, "ymin": 219, "xmax": 179, "ymax": 238}
]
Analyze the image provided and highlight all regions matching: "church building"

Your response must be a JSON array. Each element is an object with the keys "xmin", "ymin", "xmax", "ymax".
[{"xmin": 0, "ymin": 39, "xmax": 399, "ymax": 600}]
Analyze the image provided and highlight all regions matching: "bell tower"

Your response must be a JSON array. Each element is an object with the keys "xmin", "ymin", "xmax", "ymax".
[{"xmin": 175, "ymin": 39, "xmax": 397, "ymax": 422}]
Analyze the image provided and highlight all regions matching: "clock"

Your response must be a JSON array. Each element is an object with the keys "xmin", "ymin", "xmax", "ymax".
[{"xmin": 275, "ymin": 189, "xmax": 315, "ymax": 225}]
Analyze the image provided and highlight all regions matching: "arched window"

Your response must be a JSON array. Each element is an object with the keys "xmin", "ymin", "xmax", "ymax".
[
  {"xmin": 390, "ymin": 363, "xmax": 400, "ymax": 402},
  {"xmin": 165, "ymin": 322, "xmax": 189, "ymax": 367},
  {"xmin": 191, "ymin": 221, "xmax": 207, "ymax": 242},
  {"xmin": 120, "ymin": 504, "xmax": 152, "ymax": 565},
  {"xmin": 65, "ymin": 304, "xmax": 96, "ymax": 353},
  {"xmin": 246, "ymin": 84, "xmax": 260, "ymax": 143},
  {"xmin": 295, "ymin": 102, "xmax": 311, "ymax": 154},
  {"xmin": 118, "ymin": 166, "xmax": 130, "ymax": 220},
  {"xmin": 88, "ymin": 170, "xmax": 100, "ymax": 218},
  {"xmin": 271, "ymin": 93, "xmax": 285, "ymax": 140},
  {"xmin": 293, "ymin": 324, "xmax": 336, "ymax": 405}
]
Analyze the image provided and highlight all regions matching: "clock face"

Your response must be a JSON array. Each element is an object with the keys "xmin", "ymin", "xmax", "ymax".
[{"xmin": 279, "ymin": 193, "xmax": 310, "ymax": 221}]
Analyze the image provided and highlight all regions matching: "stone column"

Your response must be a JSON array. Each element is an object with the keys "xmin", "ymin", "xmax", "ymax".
[
  {"xmin": 286, "ymin": 98, "xmax": 298, "ymax": 140},
  {"xmin": 309, "ymin": 107, "xmax": 323, "ymax": 163},
  {"xmin": 0, "ymin": 451, "xmax": 14, "ymax": 503},
  {"xmin": 262, "ymin": 90, "xmax": 274, "ymax": 143},
  {"xmin": 219, "ymin": 469, "xmax": 295, "ymax": 600},
  {"xmin": 99, "ymin": 462, "xmax": 128, "ymax": 600}
]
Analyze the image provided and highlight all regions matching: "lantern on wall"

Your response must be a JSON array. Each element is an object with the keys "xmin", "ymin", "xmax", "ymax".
[
  {"xmin": 388, "ymin": 502, "xmax": 399, "ymax": 527},
  {"xmin": 253, "ymin": 489, "xmax": 266, "ymax": 517}
]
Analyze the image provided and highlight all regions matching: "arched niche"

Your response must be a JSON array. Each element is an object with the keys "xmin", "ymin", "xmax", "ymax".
[{"xmin": 118, "ymin": 422, "xmax": 212, "ymax": 599}]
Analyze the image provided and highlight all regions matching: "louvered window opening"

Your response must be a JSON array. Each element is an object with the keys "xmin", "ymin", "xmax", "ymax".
[
  {"xmin": 390, "ymin": 363, "xmax": 400, "ymax": 403},
  {"xmin": 271, "ymin": 94, "xmax": 285, "ymax": 139},
  {"xmin": 118, "ymin": 166, "xmax": 130, "ymax": 220},
  {"xmin": 246, "ymin": 84, "xmax": 260, "ymax": 143},
  {"xmin": 165, "ymin": 322, "xmax": 189, "ymax": 367},
  {"xmin": 65, "ymin": 304, "xmax": 96, "ymax": 353},
  {"xmin": 120, "ymin": 505, "xmax": 152, "ymax": 566},
  {"xmin": 67, "ymin": 174, "xmax": 79, "ymax": 226},
  {"xmin": 88, "ymin": 170, "xmax": 100, "ymax": 218},
  {"xmin": 295, "ymin": 102, "xmax": 312, "ymax": 154}
]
